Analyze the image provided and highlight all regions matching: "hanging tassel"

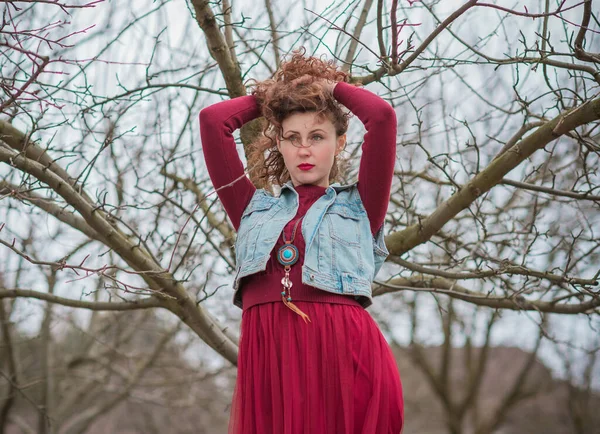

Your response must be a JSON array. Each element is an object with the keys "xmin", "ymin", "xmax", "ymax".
[{"xmin": 282, "ymin": 295, "xmax": 311, "ymax": 324}]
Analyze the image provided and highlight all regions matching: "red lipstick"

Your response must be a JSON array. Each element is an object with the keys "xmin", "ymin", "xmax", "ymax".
[{"xmin": 298, "ymin": 164, "xmax": 315, "ymax": 171}]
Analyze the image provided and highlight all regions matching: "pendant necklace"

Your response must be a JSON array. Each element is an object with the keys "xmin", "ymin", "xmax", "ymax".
[{"xmin": 277, "ymin": 216, "xmax": 311, "ymax": 323}]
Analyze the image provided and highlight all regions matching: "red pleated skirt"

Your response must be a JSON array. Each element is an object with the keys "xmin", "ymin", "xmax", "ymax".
[{"xmin": 228, "ymin": 301, "xmax": 404, "ymax": 434}]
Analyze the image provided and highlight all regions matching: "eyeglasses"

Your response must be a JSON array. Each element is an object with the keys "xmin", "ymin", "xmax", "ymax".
[{"xmin": 279, "ymin": 133, "xmax": 325, "ymax": 148}]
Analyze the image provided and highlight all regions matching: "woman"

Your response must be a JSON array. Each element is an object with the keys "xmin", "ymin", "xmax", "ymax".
[{"xmin": 199, "ymin": 48, "xmax": 403, "ymax": 434}]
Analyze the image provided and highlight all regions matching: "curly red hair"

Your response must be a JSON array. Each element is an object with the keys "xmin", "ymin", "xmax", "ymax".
[{"xmin": 246, "ymin": 47, "xmax": 353, "ymax": 188}]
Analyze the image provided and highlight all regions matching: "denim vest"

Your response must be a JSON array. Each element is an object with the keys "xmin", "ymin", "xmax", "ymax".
[{"xmin": 232, "ymin": 180, "xmax": 389, "ymax": 309}]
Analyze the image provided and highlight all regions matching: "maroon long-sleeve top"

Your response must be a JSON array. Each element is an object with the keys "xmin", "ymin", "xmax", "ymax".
[{"xmin": 199, "ymin": 82, "xmax": 396, "ymax": 310}]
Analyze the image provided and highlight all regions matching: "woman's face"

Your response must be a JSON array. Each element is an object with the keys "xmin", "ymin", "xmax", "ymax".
[{"xmin": 277, "ymin": 111, "xmax": 345, "ymax": 188}]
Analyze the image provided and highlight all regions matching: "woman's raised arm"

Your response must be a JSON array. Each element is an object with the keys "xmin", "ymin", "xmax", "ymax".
[
  {"xmin": 332, "ymin": 82, "xmax": 397, "ymax": 236},
  {"xmin": 199, "ymin": 96, "xmax": 259, "ymax": 231}
]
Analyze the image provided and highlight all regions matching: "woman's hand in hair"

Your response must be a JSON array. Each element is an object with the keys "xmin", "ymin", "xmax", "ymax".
[
  {"xmin": 319, "ymin": 79, "xmax": 337, "ymax": 95},
  {"xmin": 290, "ymin": 75, "xmax": 337, "ymax": 94}
]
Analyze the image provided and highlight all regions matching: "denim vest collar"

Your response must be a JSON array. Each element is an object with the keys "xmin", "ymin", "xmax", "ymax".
[{"xmin": 280, "ymin": 180, "xmax": 358, "ymax": 195}]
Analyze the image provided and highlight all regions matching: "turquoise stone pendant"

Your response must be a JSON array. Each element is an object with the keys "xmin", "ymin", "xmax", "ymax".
[{"xmin": 277, "ymin": 243, "xmax": 299, "ymax": 266}]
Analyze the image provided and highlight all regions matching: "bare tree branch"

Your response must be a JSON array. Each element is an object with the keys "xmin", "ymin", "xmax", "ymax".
[
  {"xmin": 373, "ymin": 277, "xmax": 600, "ymax": 314},
  {"xmin": 385, "ymin": 97, "xmax": 600, "ymax": 256}
]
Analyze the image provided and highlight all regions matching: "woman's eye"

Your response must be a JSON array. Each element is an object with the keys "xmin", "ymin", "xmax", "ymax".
[{"xmin": 312, "ymin": 135, "xmax": 323, "ymax": 140}]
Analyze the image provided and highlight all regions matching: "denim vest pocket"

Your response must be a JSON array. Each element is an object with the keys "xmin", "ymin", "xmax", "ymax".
[
  {"xmin": 241, "ymin": 198, "xmax": 276, "ymax": 218},
  {"xmin": 236, "ymin": 198, "xmax": 278, "ymax": 263},
  {"xmin": 325, "ymin": 203, "xmax": 363, "ymax": 246},
  {"xmin": 324, "ymin": 204, "xmax": 366, "ymax": 275}
]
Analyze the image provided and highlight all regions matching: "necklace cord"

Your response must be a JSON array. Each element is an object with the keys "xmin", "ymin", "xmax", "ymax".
[{"xmin": 278, "ymin": 216, "xmax": 311, "ymax": 323}]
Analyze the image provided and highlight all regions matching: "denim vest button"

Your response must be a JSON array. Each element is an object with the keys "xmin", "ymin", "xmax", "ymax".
[{"xmin": 310, "ymin": 274, "xmax": 315, "ymax": 280}]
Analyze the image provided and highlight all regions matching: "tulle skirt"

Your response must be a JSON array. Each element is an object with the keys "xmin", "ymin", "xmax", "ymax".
[{"xmin": 228, "ymin": 301, "xmax": 404, "ymax": 434}]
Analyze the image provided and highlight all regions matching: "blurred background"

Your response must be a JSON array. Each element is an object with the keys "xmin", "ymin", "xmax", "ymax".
[{"xmin": 0, "ymin": 0, "xmax": 599, "ymax": 432}]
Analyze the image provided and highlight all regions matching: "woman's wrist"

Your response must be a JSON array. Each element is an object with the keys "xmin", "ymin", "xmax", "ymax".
[
  {"xmin": 330, "ymin": 81, "xmax": 339, "ymax": 95},
  {"xmin": 323, "ymin": 79, "xmax": 337, "ymax": 95}
]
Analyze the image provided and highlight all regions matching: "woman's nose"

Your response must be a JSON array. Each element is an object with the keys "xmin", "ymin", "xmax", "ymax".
[{"xmin": 298, "ymin": 145, "xmax": 311, "ymax": 156}]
